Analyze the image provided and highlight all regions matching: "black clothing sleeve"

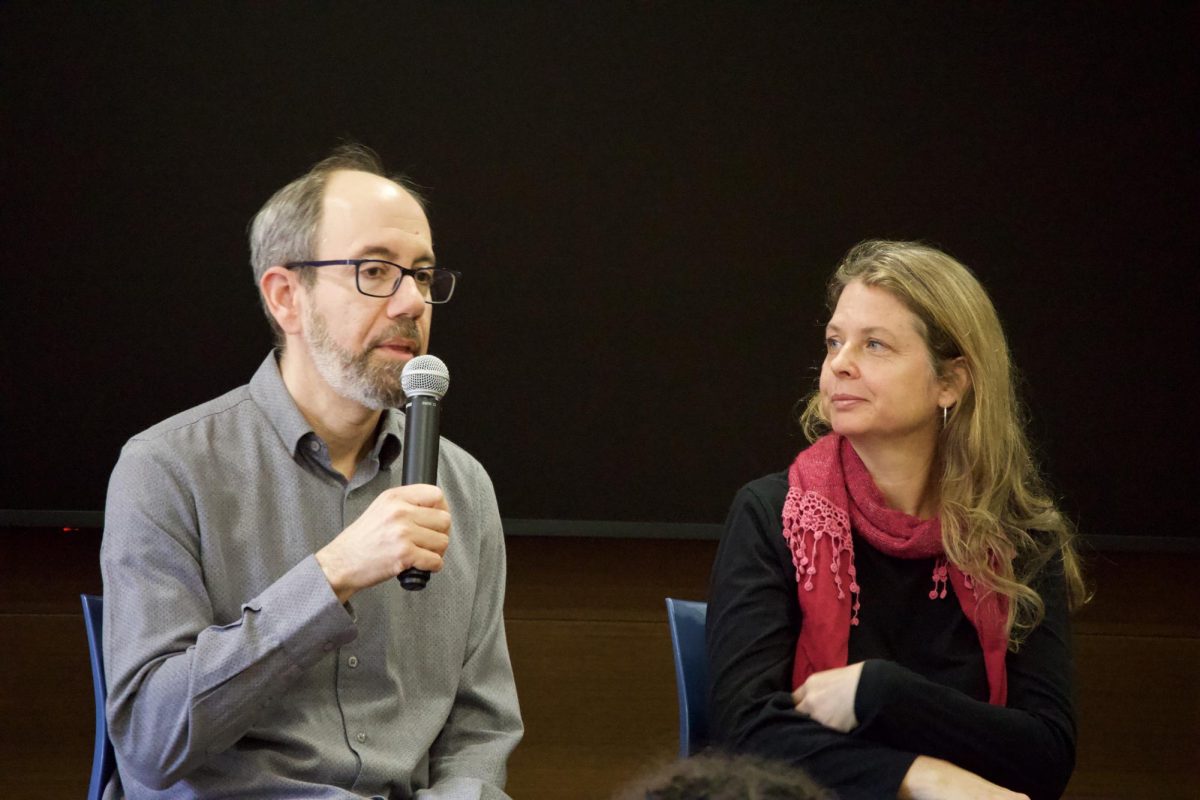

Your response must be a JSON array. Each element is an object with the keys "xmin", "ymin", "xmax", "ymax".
[
  {"xmin": 707, "ymin": 476, "xmax": 917, "ymax": 798},
  {"xmin": 852, "ymin": 554, "xmax": 1077, "ymax": 799},
  {"xmin": 707, "ymin": 473, "xmax": 1077, "ymax": 800}
]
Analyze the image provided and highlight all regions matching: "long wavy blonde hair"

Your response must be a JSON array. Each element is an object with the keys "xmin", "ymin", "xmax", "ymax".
[{"xmin": 800, "ymin": 240, "xmax": 1087, "ymax": 647}]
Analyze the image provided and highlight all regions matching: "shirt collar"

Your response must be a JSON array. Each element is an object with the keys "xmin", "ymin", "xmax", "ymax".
[
  {"xmin": 248, "ymin": 351, "xmax": 403, "ymax": 468},
  {"xmin": 376, "ymin": 407, "xmax": 403, "ymax": 469}
]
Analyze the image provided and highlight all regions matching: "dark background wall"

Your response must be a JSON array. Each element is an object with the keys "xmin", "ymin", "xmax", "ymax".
[{"xmin": 2, "ymin": 3, "xmax": 1197, "ymax": 536}]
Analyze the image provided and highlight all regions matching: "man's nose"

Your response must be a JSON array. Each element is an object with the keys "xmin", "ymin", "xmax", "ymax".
[{"xmin": 386, "ymin": 274, "xmax": 427, "ymax": 319}]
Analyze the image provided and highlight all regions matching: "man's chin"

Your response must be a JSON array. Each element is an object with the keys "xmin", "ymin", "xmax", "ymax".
[
  {"xmin": 362, "ymin": 374, "xmax": 406, "ymax": 409},
  {"xmin": 350, "ymin": 387, "xmax": 406, "ymax": 411}
]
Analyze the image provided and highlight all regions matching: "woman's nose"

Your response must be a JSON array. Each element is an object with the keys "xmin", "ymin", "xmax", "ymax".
[{"xmin": 830, "ymin": 345, "xmax": 856, "ymax": 376}]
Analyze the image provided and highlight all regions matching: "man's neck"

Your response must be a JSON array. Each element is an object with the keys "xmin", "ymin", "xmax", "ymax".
[
  {"xmin": 847, "ymin": 430, "xmax": 939, "ymax": 518},
  {"xmin": 278, "ymin": 348, "xmax": 380, "ymax": 479}
]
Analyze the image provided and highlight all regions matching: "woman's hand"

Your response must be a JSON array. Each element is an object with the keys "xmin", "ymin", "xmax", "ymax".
[
  {"xmin": 899, "ymin": 756, "xmax": 1030, "ymax": 800},
  {"xmin": 791, "ymin": 661, "xmax": 864, "ymax": 733}
]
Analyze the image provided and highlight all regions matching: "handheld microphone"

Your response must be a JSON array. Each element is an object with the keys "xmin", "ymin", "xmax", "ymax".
[{"xmin": 397, "ymin": 354, "xmax": 450, "ymax": 591}]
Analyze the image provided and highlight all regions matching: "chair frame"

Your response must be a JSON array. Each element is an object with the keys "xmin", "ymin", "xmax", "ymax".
[
  {"xmin": 81, "ymin": 594, "xmax": 117, "ymax": 800},
  {"xmin": 665, "ymin": 597, "xmax": 709, "ymax": 757}
]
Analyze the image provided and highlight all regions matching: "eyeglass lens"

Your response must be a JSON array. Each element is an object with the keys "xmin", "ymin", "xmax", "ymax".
[{"xmin": 356, "ymin": 261, "xmax": 454, "ymax": 301}]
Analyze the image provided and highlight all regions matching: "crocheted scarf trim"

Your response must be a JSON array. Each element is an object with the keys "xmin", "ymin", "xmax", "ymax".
[{"xmin": 782, "ymin": 434, "xmax": 1009, "ymax": 706}]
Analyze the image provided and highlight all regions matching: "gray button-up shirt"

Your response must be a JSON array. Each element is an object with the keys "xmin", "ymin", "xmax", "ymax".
[{"xmin": 100, "ymin": 354, "xmax": 522, "ymax": 799}]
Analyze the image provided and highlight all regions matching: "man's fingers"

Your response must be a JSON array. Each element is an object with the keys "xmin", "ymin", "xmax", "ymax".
[
  {"xmin": 386, "ymin": 483, "xmax": 449, "ymax": 509},
  {"xmin": 409, "ymin": 528, "xmax": 451, "ymax": 557},
  {"xmin": 376, "ymin": 487, "xmax": 451, "ymax": 534},
  {"xmin": 404, "ymin": 548, "xmax": 445, "ymax": 574},
  {"xmin": 393, "ymin": 528, "xmax": 450, "ymax": 571},
  {"xmin": 395, "ymin": 506, "xmax": 451, "ymax": 536}
]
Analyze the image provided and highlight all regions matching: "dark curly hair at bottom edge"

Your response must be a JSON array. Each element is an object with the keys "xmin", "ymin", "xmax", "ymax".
[{"xmin": 611, "ymin": 752, "xmax": 836, "ymax": 800}]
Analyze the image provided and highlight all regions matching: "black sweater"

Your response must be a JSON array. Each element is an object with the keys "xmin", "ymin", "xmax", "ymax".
[{"xmin": 706, "ymin": 471, "xmax": 1076, "ymax": 800}]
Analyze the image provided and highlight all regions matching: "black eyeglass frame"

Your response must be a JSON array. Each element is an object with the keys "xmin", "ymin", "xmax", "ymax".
[{"xmin": 283, "ymin": 259, "xmax": 461, "ymax": 304}]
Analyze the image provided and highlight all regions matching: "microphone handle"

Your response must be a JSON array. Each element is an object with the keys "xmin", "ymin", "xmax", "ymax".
[{"xmin": 398, "ymin": 395, "xmax": 440, "ymax": 591}]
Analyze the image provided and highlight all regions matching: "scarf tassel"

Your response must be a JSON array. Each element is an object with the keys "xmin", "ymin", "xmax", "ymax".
[
  {"xmin": 784, "ymin": 489, "xmax": 862, "ymax": 625},
  {"xmin": 783, "ymin": 434, "xmax": 1009, "ymax": 705},
  {"xmin": 930, "ymin": 557, "xmax": 950, "ymax": 600},
  {"xmin": 786, "ymin": 494, "xmax": 973, "ymax": 625}
]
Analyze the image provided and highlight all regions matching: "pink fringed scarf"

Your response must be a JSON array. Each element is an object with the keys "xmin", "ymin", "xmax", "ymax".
[{"xmin": 783, "ymin": 434, "xmax": 1010, "ymax": 706}]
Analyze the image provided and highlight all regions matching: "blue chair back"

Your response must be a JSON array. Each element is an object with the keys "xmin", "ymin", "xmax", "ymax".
[
  {"xmin": 81, "ymin": 594, "xmax": 117, "ymax": 800},
  {"xmin": 665, "ymin": 597, "xmax": 708, "ymax": 757}
]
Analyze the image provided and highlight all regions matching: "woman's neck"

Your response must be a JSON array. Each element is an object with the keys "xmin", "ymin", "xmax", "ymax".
[{"xmin": 848, "ymin": 434, "xmax": 939, "ymax": 518}]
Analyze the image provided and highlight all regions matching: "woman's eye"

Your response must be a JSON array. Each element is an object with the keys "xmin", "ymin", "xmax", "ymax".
[
  {"xmin": 866, "ymin": 339, "xmax": 887, "ymax": 351},
  {"xmin": 825, "ymin": 337, "xmax": 841, "ymax": 351}
]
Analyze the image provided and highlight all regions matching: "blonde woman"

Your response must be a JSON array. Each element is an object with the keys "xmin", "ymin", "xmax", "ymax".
[{"xmin": 707, "ymin": 241, "xmax": 1086, "ymax": 800}]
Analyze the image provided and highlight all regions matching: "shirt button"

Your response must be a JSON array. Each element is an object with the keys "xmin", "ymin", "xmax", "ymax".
[
  {"xmin": 309, "ymin": 440, "xmax": 320, "ymax": 452},
  {"xmin": 356, "ymin": 732, "xmax": 367, "ymax": 743},
  {"xmin": 348, "ymin": 656, "xmax": 359, "ymax": 668}
]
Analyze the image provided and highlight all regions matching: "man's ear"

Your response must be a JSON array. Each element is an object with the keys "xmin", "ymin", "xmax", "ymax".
[
  {"xmin": 260, "ymin": 266, "xmax": 304, "ymax": 336},
  {"xmin": 939, "ymin": 356, "xmax": 972, "ymax": 409}
]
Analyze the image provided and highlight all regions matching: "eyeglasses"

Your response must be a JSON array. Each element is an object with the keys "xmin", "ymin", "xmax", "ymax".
[{"xmin": 284, "ymin": 259, "xmax": 460, "ymax": 304}]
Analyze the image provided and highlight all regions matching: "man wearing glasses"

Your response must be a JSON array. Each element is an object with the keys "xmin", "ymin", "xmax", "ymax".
[{"xmin": 100, "ymin": 144, "xmax": 523, "ymax": 798}]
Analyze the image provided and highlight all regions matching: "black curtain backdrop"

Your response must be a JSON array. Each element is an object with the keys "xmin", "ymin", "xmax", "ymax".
[{"xmin": 2, "ymin": 4, "xmax": 1197, "ymax": 537}]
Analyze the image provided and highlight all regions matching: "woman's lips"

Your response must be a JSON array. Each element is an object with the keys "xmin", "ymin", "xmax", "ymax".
[{"xmin": 830, "ymin": 394, "xmax": 866, "ymax": 409}]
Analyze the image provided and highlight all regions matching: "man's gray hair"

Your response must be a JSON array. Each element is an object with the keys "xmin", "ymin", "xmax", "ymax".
[{"xmin": 247, "ymin": 143, "xmax": 426, "ymax": 338}]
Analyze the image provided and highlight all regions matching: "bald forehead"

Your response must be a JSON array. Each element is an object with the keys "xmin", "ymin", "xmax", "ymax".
[
  {"xmin": 315, "ymin": 169, "xmax": 433, "ymax": 261},
  {"xmin": 321, "ymin": 170, "xmax": 429, "ymax": 236},
  {"xmin": 323, "ymin": 169, "xmax": 424, "ymax": 215}
]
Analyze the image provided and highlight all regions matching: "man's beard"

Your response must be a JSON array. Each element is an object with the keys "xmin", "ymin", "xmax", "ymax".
[{"xmin": 303, "ymin": 305, "xmax": 421, "ymax": 410}]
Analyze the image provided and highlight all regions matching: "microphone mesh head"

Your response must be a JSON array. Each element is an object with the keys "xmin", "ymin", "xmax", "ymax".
[{"xmin": 401, "ymin": 355, "xmax": 450, "ymax": 399}]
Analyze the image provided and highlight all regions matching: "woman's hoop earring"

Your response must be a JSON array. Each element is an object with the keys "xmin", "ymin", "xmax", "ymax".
[{"xmin": 942, "ymin": 406, "xmax": 948, "ymax": 427}]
